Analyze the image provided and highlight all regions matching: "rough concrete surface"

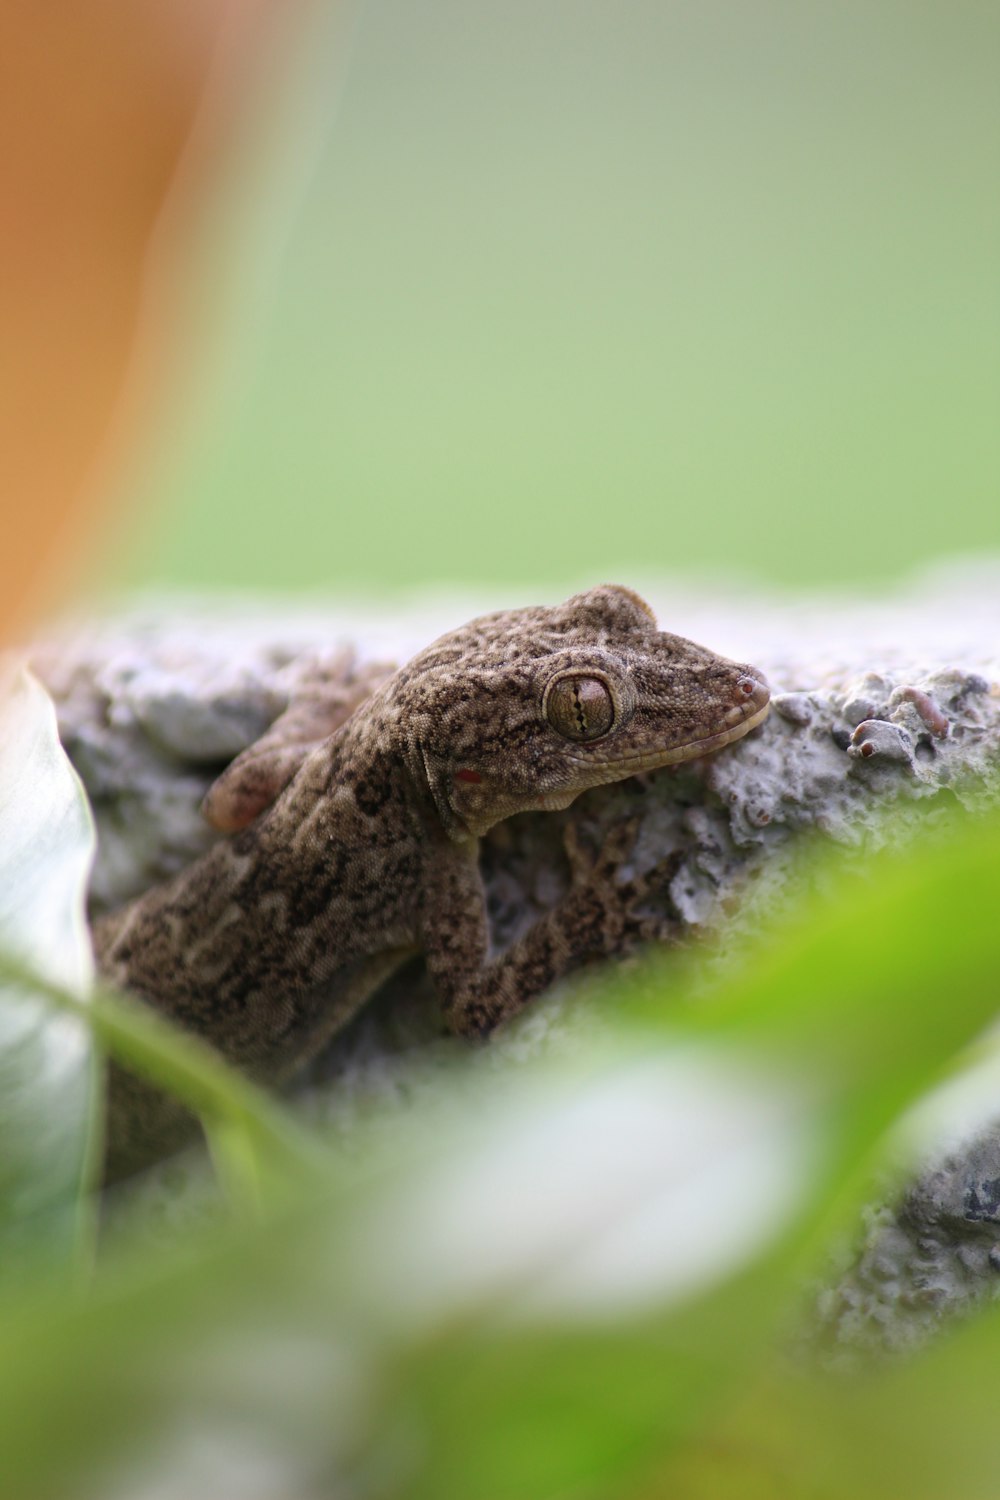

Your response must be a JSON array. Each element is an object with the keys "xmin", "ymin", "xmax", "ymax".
[{"xmin": 29, "ymin": 563, "xmax": 1000, "ymax": 1347}]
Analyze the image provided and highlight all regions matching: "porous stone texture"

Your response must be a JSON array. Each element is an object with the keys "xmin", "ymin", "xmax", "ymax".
[
  {"xmin": 814, "ymin": 1127, "xmax": 1000, "ymax": 1360},
  {"xmin": 29, "ymin": 563, "xmax": 1000, "ymax": 1345}
]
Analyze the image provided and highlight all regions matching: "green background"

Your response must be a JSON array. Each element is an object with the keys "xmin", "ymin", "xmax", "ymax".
[{"xmin": 104, "ymin": 0, "xmax": 999, "ymax": 600}]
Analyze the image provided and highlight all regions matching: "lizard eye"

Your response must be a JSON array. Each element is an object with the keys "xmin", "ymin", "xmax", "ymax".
[{"xmin": 544, "ymin": 674, "xmax": 615, "ymax": 741}]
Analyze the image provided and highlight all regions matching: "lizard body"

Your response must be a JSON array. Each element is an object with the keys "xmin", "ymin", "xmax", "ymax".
[{"xmin": 94, "ymin": 585, "xmax": 769, "ymax": 1178}]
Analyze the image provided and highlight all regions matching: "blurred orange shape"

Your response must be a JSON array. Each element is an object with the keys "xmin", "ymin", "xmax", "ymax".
[{"xmin": 0, "ymin": 0, "xmax": 297, "ymax": 642}]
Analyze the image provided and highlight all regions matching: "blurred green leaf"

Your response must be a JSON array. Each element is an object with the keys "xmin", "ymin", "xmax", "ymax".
[
  {"xmin": 619, "ymin": 809, "xmax": 1000, "ymax": 1253},
  {"xmin": 90, "ymin": 974, "xmax": 325, "ymax": 1206},
  {"xmin": 5, "ymin": 959, "xmax": 329, "ymax": 1213},
  {"xmin": 2, "ymin": 807, "xmax": 1000, "ymax": 1497},
  {"xmin": 0, "ymin": 663, "xmax": 98, "ymax": 1273},
  {"xmin": 696, "ymin": 1286, "xmax": 1000, "ymax": 1500}
]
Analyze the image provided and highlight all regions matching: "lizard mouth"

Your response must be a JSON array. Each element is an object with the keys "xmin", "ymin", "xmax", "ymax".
[{"xmin": 565, "ymin": 693, "xmax": 770, "ymax": 786}]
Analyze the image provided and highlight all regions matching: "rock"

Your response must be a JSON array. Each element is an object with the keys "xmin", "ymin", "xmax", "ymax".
[
  {"xmin": 28, "ymin": 564, "xmax": 1000, "ymax": 1347},
  {"xmin": 816, "ymin": 1127, "xmax": 1000, "ymax": 1358}
]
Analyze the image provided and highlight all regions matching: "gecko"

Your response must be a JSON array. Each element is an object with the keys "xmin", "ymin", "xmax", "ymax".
[{"xmin": 93, "ymin": 585, "xmax": 770, "ymax": 1179}]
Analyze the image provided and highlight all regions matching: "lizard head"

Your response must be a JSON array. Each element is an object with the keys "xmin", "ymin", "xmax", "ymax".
[{"xmin": 392, "ymin": 584, "xmax": 770, "ymax": 839}]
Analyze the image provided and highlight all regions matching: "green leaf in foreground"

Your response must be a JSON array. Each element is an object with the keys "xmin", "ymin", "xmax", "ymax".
[
  {"xmin": 0, "ymin": 662, "xmax": 98, "ymax": 1271},
  {"xmin": 1, "ymin": 805, "xmax": 999, "ymax": 1499},
  {"xmin": 0, "ymin": 955, "xmax": 327, "ymax": 1213},
  {"xmin": 699, "ymin": 1285, "xmax": 1000, "ymax": 1500}
]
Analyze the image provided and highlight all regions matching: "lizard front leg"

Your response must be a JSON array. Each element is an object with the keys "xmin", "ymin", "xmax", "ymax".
[{"xmin": 421, "ymin": 822, "xmax": 682, "ymax": 1038}]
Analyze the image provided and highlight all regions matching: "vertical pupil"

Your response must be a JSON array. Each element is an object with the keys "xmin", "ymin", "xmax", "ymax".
[
  {"xmin": 570, "ymin": 682, "xmax": 585, "ymax": 735},
  {"xmin": 549, "ymin": 677, "xmax": 613, "ymax": 739}
]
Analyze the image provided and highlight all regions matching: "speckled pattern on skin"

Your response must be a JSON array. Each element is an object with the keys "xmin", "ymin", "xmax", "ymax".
[{"xmin": 94, "ymin": 585, "xmax": 769, "ymax": 1179}]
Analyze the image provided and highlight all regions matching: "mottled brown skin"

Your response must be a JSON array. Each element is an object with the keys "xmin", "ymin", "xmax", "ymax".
[{"xmin": 94, "ymin": 586, "xmax": 769, "ymax": 1179}]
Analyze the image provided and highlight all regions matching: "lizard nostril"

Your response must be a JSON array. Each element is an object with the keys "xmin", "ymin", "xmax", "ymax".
[{"xmin": 735, "ymin": 674, "xmax": 770, "ymax": 712}]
